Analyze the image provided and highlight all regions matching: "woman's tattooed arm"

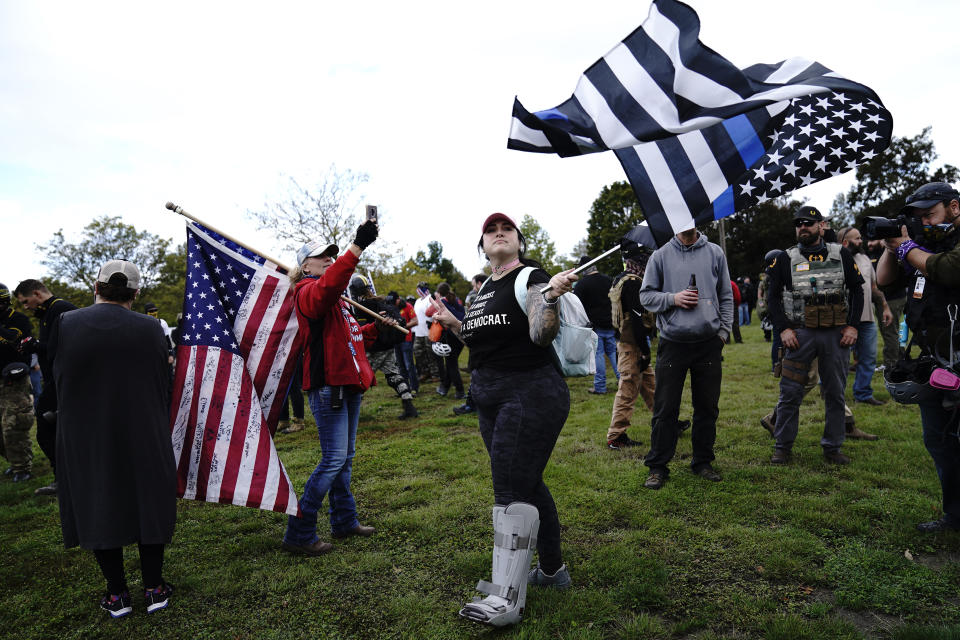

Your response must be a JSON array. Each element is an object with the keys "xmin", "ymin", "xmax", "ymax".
[{"xmin": 526, "ymin": 284, "xmax": 560, "ymax": 347}]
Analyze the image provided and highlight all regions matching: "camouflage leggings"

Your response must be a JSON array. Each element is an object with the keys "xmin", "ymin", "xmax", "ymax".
[
  {"xmin": 366, "ymin": 349, "xmax": 414, "ymax": 401},
  {"xmin": 0, "ymin": 379, "xmax": 33, "ymax": 473}
]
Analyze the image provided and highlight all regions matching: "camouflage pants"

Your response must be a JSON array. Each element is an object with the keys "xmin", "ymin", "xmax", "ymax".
[
  {"xmin": 367, "ymin": 349, "xmax": 414, "ymax": 401},
  {"xmin": 412, "ymin": 336, "xmax": 440, "ymax": 379},
  {"xmin": 0, "ymin": 378, "xmax": 34, "ymax": 473}
]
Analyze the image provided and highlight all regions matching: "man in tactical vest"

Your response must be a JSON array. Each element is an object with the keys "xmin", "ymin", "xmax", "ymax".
[
  {"xmin": 877, "ymin": 182, "xmax": 960, "ymax": 532},
  {"xmin": 765, "ymin": 206, "xmax": 864, "ymax": 465}
]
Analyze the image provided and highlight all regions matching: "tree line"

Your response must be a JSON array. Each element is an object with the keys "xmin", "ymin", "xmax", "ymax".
[{"xmin": 30, "ymin": 128, "xmax": 956, "ymax": 323}]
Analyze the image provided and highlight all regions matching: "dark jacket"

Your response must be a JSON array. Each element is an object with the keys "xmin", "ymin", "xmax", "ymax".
[
  {"xmin": 0, "ymin": 308, "xmax": 32, "ymax": 369},
  {"xmin": 351, "ymin": 297, "xmax": 407, "ymax": 353},
  {"xmin": 51, "ymin": 304, "xmax": 177, "ymax": 549},
  {"xmin": 573, "ymin": 272, "xmax": 614, "ymax": 329},
  {"xmin": 294, "ymin": 251, "xmax": 378, "ymax": 391},
  {"xmin": 35, "ymin": 297, "xmax": 78, "ymax": 411}
]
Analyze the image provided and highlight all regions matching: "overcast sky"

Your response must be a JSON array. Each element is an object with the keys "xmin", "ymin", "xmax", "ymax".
[{"xmin": 2, "ymin": 0, "xmax": 957, "ymax": 287}]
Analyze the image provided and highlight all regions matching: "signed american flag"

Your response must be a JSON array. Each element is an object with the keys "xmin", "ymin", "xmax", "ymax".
[{"xmin": 170, "ymin": 221, "xmax": 301, "ymax": 516}]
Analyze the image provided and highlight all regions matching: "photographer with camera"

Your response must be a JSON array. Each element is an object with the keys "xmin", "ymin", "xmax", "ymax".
[
  {"xmin": 876, "ymin": 182, "xmax": 960, "ymax": 532},
  {"xmin": 765, "ymin": 206, "xmax": 864, "ymax": 466}
]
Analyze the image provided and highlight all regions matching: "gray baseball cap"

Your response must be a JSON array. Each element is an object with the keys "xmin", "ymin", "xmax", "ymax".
[
  {"xmin": 96, "ymin": 260, "xmax": 141, "ymax": 289},
  {"xmin": 296, "ymin": 240, "xmax": 339, "ymax": 266}
]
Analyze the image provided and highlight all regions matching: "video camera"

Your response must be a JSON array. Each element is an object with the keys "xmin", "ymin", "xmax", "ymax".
[{"xmin": 862, "ymin": 215, "xmax": 907, "ymax": 241}]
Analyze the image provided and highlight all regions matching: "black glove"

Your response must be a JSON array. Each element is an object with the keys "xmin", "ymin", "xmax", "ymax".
[{"xmin": 353, "ymin": 220, "xmax": 379, "ymax": 250}]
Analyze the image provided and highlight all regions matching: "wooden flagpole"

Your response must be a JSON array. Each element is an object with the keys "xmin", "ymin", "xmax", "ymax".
[{"xmin": 164, "ymin": 201, "xmax": 409, "ymax": 334}]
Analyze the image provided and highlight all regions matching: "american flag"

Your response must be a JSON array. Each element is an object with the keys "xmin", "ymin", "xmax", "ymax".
[
  {"xmin": 170, "ymin": 222, "xmax": 301, "ymax": 516},
  {"xmin": 507, "ymin": 0, "xmax": 892, "ymax": 246}
]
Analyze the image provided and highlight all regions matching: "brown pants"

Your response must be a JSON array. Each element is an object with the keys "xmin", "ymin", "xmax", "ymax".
[{"xmin": 607, "ymin": 342, "xmax": 656, "ymax": 442}]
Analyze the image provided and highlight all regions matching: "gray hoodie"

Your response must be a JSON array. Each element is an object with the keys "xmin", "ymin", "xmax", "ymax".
[{"xmin": 638, "ymin": 233, "xmax": 734, "ymax": 343}]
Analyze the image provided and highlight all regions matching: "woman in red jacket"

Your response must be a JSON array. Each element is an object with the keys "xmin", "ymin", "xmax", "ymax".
[{"xmin": 282, "ymin": 220, "xmax": 395, "ymax": 556}]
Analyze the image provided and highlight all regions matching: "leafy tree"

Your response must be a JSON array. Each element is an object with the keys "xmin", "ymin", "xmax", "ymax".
[
  {"xmin": 36, "ymin": 217, "xmax": 187, "ymax": 324},
  {"xmin": 38, "ymin": 216, "xmax": 173, "ymax": 291},
  {"xmin": 518, "ymin": 215, "xmax": 561, "ymax": 273},
  {"xmin": 413, "ymin": 241, "xmax": 470, "ymax": 298},
  {"xmin": 844, "ymin": 127, "xmax": 960, "ymax": 224},
  {"xmin": 586, "ymin": 181, "xmax": 646, "ymax": 275},
  {"xmin": 369, "ymin": 258, "xmax": 437, "ymax": 301}
]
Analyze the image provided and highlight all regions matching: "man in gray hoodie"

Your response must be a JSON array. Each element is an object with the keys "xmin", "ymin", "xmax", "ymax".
[{"xmin": 638, "ymin": 227, "xmax": 734, "ymax": 489}]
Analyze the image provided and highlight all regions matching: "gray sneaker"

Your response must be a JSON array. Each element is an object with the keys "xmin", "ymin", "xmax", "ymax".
[{"xmin": 528, "ymin": 564, "xmax": 571, "ymax": 589}]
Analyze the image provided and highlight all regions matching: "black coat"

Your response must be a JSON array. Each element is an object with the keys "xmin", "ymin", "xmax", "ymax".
[{"xmin": 50, "ymin": 303, "xmax": 176, "ymax": 549}]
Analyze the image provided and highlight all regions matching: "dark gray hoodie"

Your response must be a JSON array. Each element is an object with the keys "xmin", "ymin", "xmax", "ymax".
[{"xmin": 638, "ymin": 232, "xmax": 734, "ymax": 343}]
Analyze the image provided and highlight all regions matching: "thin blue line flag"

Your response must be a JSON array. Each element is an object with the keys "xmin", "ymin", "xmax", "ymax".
[{"xmin": 507, "ymin": 0, "xmax": 892, "ymax": 246}]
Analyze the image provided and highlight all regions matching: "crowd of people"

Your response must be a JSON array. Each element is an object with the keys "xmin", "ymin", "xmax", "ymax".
[{"xmin": 2, "ymin": 182, "xmax": 959, "ymax": 626}]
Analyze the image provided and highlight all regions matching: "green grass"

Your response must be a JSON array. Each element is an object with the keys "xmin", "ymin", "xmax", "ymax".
[{"xmin": 2, "ymin": 323, "xmax": 960, "ymax": 639}]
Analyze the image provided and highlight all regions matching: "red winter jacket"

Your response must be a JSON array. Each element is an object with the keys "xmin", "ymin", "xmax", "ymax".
[{"xmin": 294, "ymin": 251, "xmax": 378, "ymax": 392}]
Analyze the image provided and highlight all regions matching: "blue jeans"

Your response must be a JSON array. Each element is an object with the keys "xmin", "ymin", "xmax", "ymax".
[
  {"xmin": 593, "ymin": 328, "xmax": 619, "ymax": 393},
  {"xmin": 284, "ymin": 386, "xmax": 363, "ymax": 545},
  {"xmin": 739, "ymin": 303, "xmax": 751, "ymax": 326},
  {"xmin": 394, "ymin": 341, "xmax": 418, "ymax": 392},
  {"xmin": 29, "ymin": 368, "xmax": 43, "ymax": 410},
  {"xmin": 852, "ymin": 320, "xmax": 878, "ymax": 401},
  {"xmin": 919, "ymin": 401, "xmax": 960, "ymax": 526}
]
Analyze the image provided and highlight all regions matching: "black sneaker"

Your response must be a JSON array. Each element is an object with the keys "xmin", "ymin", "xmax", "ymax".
[
  {"xmin": 607, "ymin": 433, "xmax": 642, "ymax": 450},
  {"xmin": 677, "ymin": 420, "xmax": 691, "ymax": 432},
  {"xmin": 100, "ymin": 590, "xmax": 133, "ymax": 619},
  {"xmin": 452, "ymin": 404, "xmax": 476, "ymax": 415},
  {"xmin": 144, "ymin": 582, "xmax": 174, "ymax": 613}
]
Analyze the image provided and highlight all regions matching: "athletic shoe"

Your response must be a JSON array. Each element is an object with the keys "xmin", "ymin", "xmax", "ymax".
[
  {"xmin": 452, "ymin": 404, "xmax": 476, "ymax": 415},
  {"xmin": 100, "ymin": 590, "xmax": 133, "ymax": 619},
  {"xmin": 436, "ymin": 386, "xmax": 449, "ymax": 397},
  {"xmin": 607, "ymin": 433, "xmax": 642, "ymax": 450},
  {"xmin": 677, "ymin": 419, "xmax": 691, "ymax": 432},
  {"xmin": 528, "ymin": 564, "xmax": 571, "ymax": 589},
  {"xmin": 12, "ymin": 472, "xmax": 33, "ymax": 483},
  {"xmin": 144, "ymin": 582, "xmax": 174, "ymax": 613},
  {"xmin": 587, "ymin": 389, "xmax": 606, "ymax": 395}
]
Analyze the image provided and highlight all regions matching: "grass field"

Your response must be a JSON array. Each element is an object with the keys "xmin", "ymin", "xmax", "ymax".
[{"xmin": 2, "ymin": 323, "xmax": 960, "ymax": 639}]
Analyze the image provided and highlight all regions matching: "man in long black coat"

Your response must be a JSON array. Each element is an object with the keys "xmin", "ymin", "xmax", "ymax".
[{"xmin": 50, "ymin": 260, "xmax": 177, "ymax": 618}]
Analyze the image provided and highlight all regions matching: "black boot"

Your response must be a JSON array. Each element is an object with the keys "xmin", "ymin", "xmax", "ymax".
[{"xmin": 398, "ymin": 399, "xmax": 419, "ymax": 420}]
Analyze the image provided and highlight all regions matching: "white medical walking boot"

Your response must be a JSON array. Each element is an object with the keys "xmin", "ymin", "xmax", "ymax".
[{"xmin": 459, "ymin": 502, "xmax": 540, "ymax": 626}]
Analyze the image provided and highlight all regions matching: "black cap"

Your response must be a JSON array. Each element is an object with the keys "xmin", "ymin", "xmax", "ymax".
[
  {"xmin": 576, "ymin": 256, "xmax": 592, "ymax": 268},
  {"xmin": 900, "ymin": 182, "xmax": 960, "ymax": 216},
  {"xmin": 385, "ymin": 291, "xmax": 399, "ymax": 305},
  {"xmin": 793, "ymin": 205, "xmax": 824, "ymax": 222},
  {"xmin": 144, "ymin": 302, "xmax": 158, "ymax": 313},
  {"xmin": 621, "ymin": 238, "xmax": 652, "ymax": 260},
  {"xmin": 2, "ymin": 362, "xmax": 29, "ymax": 381}
]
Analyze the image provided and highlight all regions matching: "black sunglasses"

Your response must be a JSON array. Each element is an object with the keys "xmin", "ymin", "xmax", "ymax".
[{"xmin": 794, "ymin": 219, "xmax": 819, "ymax": 228}]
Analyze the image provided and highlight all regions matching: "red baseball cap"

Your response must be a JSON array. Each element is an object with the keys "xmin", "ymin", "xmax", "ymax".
[{"xmin": 480, "ymin": 212, "xmax": 518, "ymax": 234}]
